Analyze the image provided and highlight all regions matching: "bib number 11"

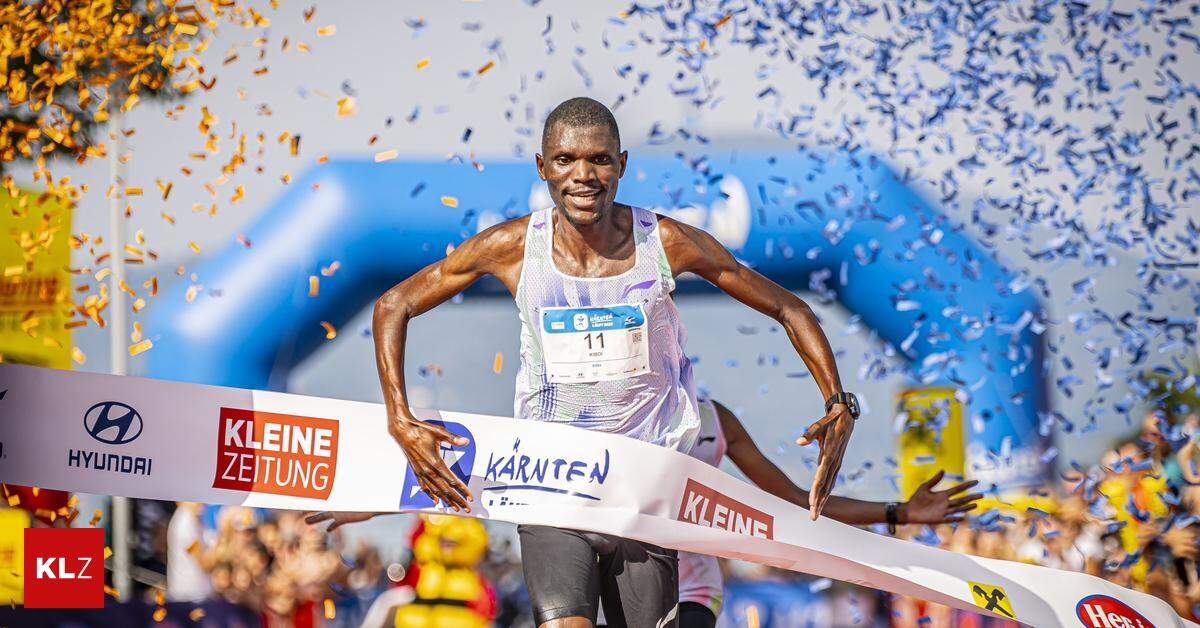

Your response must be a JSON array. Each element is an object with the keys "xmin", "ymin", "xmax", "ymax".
[{"xmin": 540, "ymin": 304, "xmax": 650, "ymax": 383}]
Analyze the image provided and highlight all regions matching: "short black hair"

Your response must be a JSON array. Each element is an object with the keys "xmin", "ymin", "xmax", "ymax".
[{"xmin": 541, "ymin": 97, "xmax": 621, "ymax": 152}]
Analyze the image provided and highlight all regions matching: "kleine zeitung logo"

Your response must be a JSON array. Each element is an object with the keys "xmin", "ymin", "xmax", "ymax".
[
  {"xmin": 23, "ymin": 528, "xmax": 104, "ymax": 608},
  {"xmin": 677, "ymin": 478, "xmax": 774, "ymax": 540},
  {"xmin": 212, "ymin": 407, "xmax": 340, "ymax": 499}
]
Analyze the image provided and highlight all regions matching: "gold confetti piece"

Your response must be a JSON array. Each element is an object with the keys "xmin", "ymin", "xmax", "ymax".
[
  {"xmin": 290, "ymin": 135, "xmax": 301, "ymax": 156},
  {"xmin": 31, "ymin": 487, "xmax": 39, "ymax": 497},
  {"xmin": 441, "ymin": 196, "xmax": 459, "ymax": 208},
  {"xmin": 104, "ymin": 586, "xmax": 119, "ymax": 599},
  {"xmin": 317, "ymin": 25, "xmax": 337, "ymax": 36},
  {"xmin": 91, "ymin": 509, "xmax": 103, "ymax": 526},
  {"xmin": 185, "ymin": 285, "xmax": 199, "ymax": 302},
  {"xmin": 477, "ymin": 60, "xmax": 495, "ymax": 75},
  {"xmin": 95, "ymin": 268, "xmax": 112, "ymax": 281},
  {"xmin": 320, "ymin": 321, "xmax": 336, "ymax": 340},
  {"xmin": 125, "ymin": 186, "xmax": 143, "ymax": 196},
  {"xmin": 375, "ymin": 149, "xmax": 398, "ymax": 162},
  {"xmin": 189, "ymin": 608, "xmax": 206, "ymax": 621},
  {"xmin": 321, "ymin": 261, "xmax": 340, "ymax": 276},
  {"xmin": 493, "ymin": 352, "xmax": 503, "ymax": 373},
  {"xmin": 104, "ymin": 546, "xmax": 113, "ymax": 559},
  {"xmin": 71, "ymin": 347, "xmax": 87, "ymax": 364},
  {"xmin": 5, "ymin": 495, "xmax": 17, "ymax": 507},
  {"xmin": 189, "ymin": 241, "xmax": 201, "ymax": 253},
  {"xmin": 132, "ymin": 298, "xmax": 146, "ymax": 312},
  {"xmin": 121, "ymin": 93, "xmax": 140, "ymax": 113},
  {"xmin": 129, "ymin": 339, "xmax": 153, "ymax": 356},
  {"xmin": 308, "ymin": 276, "xmax": 319, "ymax": 297},
  {"xmin": 324, "ymin": 599, "xmax": 335, "ymax": 620},
  {"xmin": 416, "ymin": 57, "xmax": 430, "ymax": 69},
  {"xmin": 187, "ymin": 540, "xmax": 201, "ymax": 555},
  {"xmin": 153, "ymin": 607, "xmax": 166, "ymax": 621},
  {"xmin": 156, "ymin": 591, "xmax": 165, "ymax": 606},
  {"xmin": 714, "ymin": 13, "xmax": 732, "ymax": 28},
  {"xmin": 336, "ymin": 96, "xmax": 357, "ymax": 117}
]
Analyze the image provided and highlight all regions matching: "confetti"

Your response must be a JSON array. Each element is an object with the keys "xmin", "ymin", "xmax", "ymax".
[
  {"xmin": 493, "ymin": 352, "xmax": 503, "ymax": 373},
  {"xmin": 320, "ymin": 321, "xmax": 336, "ymax": 339},
  {"xmin": 374, "ymin": 149, "xmax": 398, "ymax": 162},
  {"xmin": 308, "ymin": 275, "xmax": 319, "ymax": 297},
  {"xmin": 128, "ymin": 339, "xmax": 153, "ymax": 356},
  {"xmin": 317, "ymin": 25, "xmax": 336, "ymax": 36},
  {"xmin": 441, "ymin": 196, "xmax": 459, "ymax": 208},
  {"xmin": 416, "ymin": 57, "xmax": 430, "ymax": 69}
]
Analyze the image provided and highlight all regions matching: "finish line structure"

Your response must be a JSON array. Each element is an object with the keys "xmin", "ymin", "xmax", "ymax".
[{"xmin": 0, "ymin": 364, "xmax": 1188, "ymax": 627}]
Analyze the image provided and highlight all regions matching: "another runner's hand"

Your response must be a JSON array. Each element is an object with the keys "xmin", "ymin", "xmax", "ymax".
[
  {"xmin": 304, "ymin": 511, "xmax": 380, "ymax": 531},
  {"xmin": 389, "ymin": 414, "xmax": 473, "ymax": 512},
  {"xmin": 902, "ymin": 470, "xmax": 982, "ymax": 524},
  {"xmin": 797, "ymin": 403, "xmax": 854, "ymax": 520}
]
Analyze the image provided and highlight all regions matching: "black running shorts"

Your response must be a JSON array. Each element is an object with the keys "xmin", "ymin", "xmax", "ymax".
[{"xmin": 518, "ymin": 524, "xmax": 679, "ymax": 627}]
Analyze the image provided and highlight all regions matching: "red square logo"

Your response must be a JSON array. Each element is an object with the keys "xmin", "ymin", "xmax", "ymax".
[{"xmin": 23, "ymin": 528, "xmax": 104, "ymax": 608}]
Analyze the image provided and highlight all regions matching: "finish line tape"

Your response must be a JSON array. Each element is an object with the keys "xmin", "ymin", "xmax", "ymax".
[{"xmin": 0, "ymin": 364, "xmax": 1189, "ymax": 627}]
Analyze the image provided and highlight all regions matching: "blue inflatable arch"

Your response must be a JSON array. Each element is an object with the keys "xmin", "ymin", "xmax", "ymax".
[{"xmin": 144, "ymin": 149, "xmax": 1048, "ymax": 489}]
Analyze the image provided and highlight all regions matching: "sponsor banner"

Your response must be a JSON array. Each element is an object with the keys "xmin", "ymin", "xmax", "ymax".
[
  {"xmin": 896, "ymin": 387, "xmax": 965, "ymax": 498},
  {"xmin": 0, "ymin": 188, "xmax": 73, "ymax": 370},
  {"xmin": 0, "ymin": 364, "xmax": 1193, "ymax": 627}
]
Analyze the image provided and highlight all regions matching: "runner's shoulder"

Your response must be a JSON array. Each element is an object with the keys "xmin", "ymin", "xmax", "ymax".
[{"xmin": 454, "ymin": 214, "xmax": 529, "ymax": 265}]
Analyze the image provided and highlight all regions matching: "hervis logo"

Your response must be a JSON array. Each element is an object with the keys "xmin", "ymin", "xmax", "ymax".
[
  {"xmin": 400, "ymin": 421, "xmax": 475, "ymax": 509},
  {"xmin": 1076, "ymin": 595, "xmax": 1153, "ymax": 628},
  {"xmin": 212, "ymin": 407, "xmax": 340, "ymax": 499}
]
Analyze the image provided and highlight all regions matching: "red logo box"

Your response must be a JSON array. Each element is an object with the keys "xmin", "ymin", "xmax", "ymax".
[
  {"xmin": 23, "ymin": 528, "xmax": 104, "ymax": 608},
  {"xmin": 677, "ymin": 478, "xmax": 775, "ymax": 540},
  {"xmin": 212, "ymin": 407, "xmax": 340, "ymax": 499}
]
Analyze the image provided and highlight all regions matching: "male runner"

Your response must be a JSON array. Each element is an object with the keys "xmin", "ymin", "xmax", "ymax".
[
  {"xmin": 309, "ymin": 396, "xmax": 981, "ymax": 627},
  {"xmin": 370, "ymin": 96, "xmax": 857, "ymax": 627}
]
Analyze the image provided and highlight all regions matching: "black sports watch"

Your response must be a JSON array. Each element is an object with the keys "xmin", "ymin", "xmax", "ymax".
[{"xmin": 824, "ymin": 391, "xmax": 860, "ymax": 419}]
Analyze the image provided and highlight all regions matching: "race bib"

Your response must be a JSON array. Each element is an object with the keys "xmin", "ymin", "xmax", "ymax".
[{"xmin": 540, "ymin": 304, "xmax": 650, "ymax": 383}]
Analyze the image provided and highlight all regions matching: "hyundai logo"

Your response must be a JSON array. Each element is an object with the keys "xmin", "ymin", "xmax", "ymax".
[{"xmin": 83, "ymin": 402, "xmax": 143, "ymax": 445}]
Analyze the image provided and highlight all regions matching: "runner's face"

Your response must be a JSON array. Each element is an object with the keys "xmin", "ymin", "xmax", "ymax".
[{"xmin": 537, "ymin": 125, "xmax": 626, "ymax": 225}]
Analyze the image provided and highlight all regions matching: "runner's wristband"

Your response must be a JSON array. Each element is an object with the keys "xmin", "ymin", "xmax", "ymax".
[{"xmin": 885, "ymin": 502, "xmax": 900, "ymax": 534}]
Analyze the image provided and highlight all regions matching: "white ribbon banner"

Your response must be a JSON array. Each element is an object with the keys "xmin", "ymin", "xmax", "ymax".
[{"xmin": 0, "ymin": 364, "xmax": 1189, "ymax": 628}]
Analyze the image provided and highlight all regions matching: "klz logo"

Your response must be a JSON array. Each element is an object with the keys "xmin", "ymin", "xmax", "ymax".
[
  {"xmin": 23, "ymin": 528, "xmax": 104, "ymax": 608},
  {"xmin": 1076, "ymin": 595, "xmax": 1153, "ymax": 628},
  {"xmin": 400, "ymin": 421, "xmax": 474, "ymax": 509},
  {"xmin": 84, "ymin": 401, "xmax": 143, "ymax": 444},
  {"xmin": 677, "ymin": 478, "xmax": 774, "ymax": 540}
]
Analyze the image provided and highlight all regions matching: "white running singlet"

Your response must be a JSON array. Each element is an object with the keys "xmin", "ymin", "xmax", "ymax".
[
  {"xmin": 678, "ymin": 398, "xmax": 727, "ymax": 614},
  {"xmin": 514, "ymin": 206, "xmax": 700, "ymax": 452}
]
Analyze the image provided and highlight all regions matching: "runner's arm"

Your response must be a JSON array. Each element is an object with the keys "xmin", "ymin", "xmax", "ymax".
[
  {"xmin": 373, "ymin": 220, "xmax": 524, "ymax": 511},
  {"xmin": 659, "ymin": 216, "xmax": 852, "ymax": 519},
  {"xmin": 714, "ymin": 401, "xmax": 980, "ymax": 525}
]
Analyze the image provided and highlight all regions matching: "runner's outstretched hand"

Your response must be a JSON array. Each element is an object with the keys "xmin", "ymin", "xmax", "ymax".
[
  {"xmin": 797, "ymin": 403, "xmax": 854, "ymax": 520},
  {"xmin": 304, "ymin": 511, "xmax": 381, "ymax": 531},
  {"xmin": 388, "ymin": 413, "xmax": 473, "ymax": 512},
  {"xmin": 901, "ymin": 470, "xmax": 982, "ymax": 524}
]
